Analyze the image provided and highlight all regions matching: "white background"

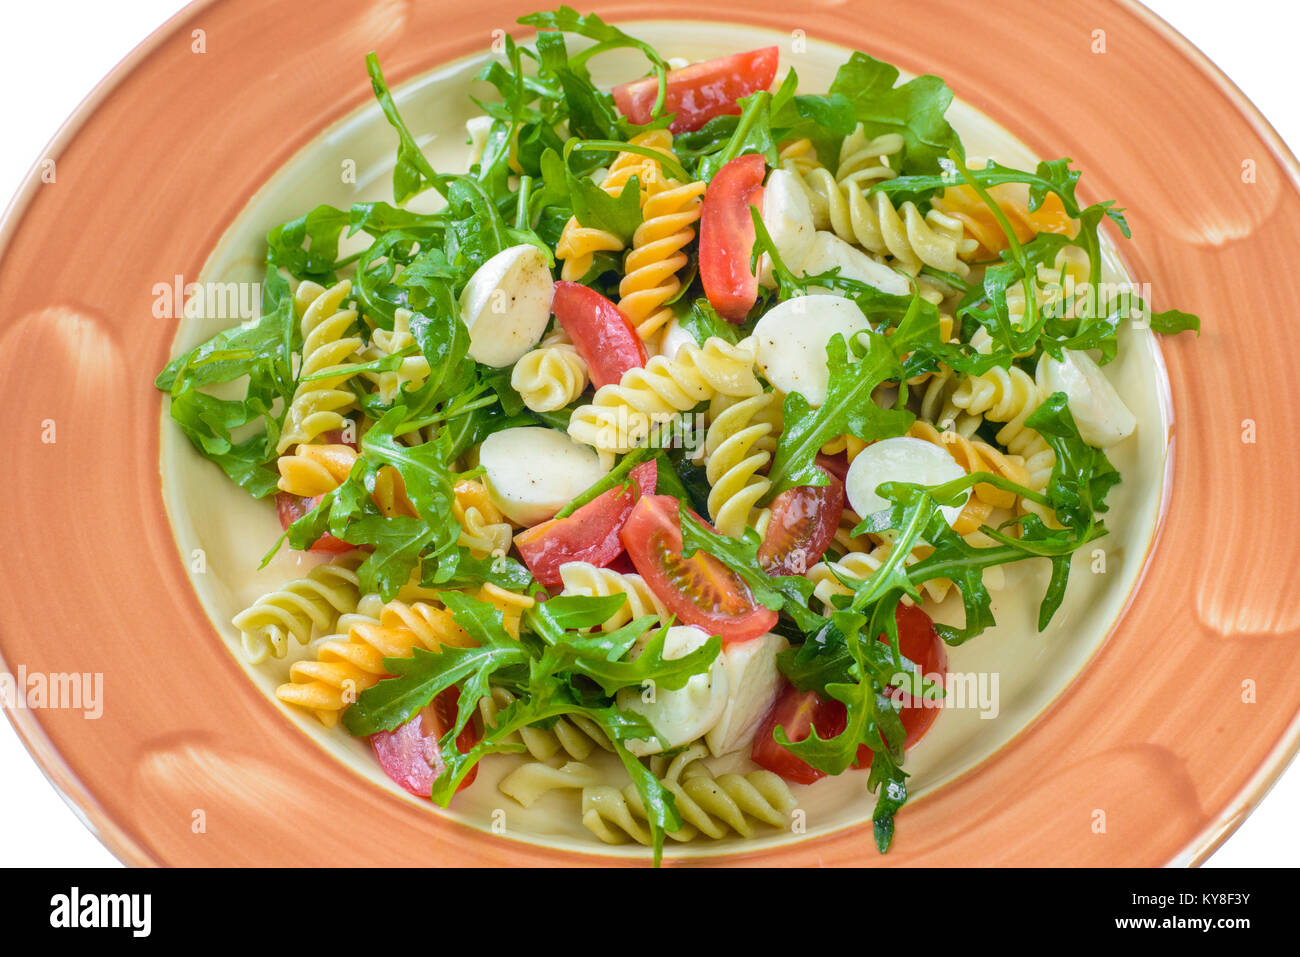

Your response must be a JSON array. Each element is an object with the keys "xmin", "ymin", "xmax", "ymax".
[{"xmin": 0, "ymin": 0, "xmax": 1295, "ymax": 868}]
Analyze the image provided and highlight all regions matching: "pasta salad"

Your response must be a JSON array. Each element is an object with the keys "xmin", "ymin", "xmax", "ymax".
[{"xmin": 156, "ymin": 7, "xmax": 1201, "ymax": 864}]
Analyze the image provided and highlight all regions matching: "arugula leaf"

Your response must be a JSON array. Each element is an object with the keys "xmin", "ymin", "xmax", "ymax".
[
  {"xmin": 544, "ymin": 147, "xmax": 642, "ymax": 244},
  {"xmin": 366, "ymin": 53, "xmax": 449, "ymax": 203},
  {"xmin": 828, "ymin": 53, "xmax": 963, "ymax": 175}
]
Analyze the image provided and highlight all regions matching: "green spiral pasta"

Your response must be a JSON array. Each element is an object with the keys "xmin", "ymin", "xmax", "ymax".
[
  {"xmin": 581, "ymin": 742, "xmax": 798, "ymax": 845},
  {"xmin": 232, "ymin": 552, "xmax": 365, "ymax": 664},
  {"xmin": 277, "ymin": 280, "xmax": 369, "ymax": 453}
]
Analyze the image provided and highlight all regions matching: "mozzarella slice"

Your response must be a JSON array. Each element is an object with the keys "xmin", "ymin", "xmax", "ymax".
[
  {"xmin": 465, "ymin": 115, "xmax": 493, "ymax": 169},
  {"xmin": 758, "ymin": 169, "xmax": 816, "ymax": 287},
  {"xmin": 705, "ymin": 632, "xmax": 789, "ymax": 757},
  {"xmin": 656, "ymin": 316, "xmax": 696, "ymax": 361},
  {"xmin": 1036, "ymin": 349, "xmax": 1137, "ymax": 449},
  {"xmin": 616, "ymin": 625, "xmax": 729, "ymax": 756},
  {"xmin": 800, "ymin": 231, "xmax": 910, "ymax": 296},
  {"xmin": 845, "ymin": 436, "xmax": 969, "ymax": 527},
  {"xmin": 752, "ymin": 295, "xmax": 871, "ymax": 407},
  {"xmin": 478, "ymin": 426, "xmax": 608, "ymax": 526},
  {"xmin": 458, "ymin": 244, "xmax": 554, "ymax": 367}
]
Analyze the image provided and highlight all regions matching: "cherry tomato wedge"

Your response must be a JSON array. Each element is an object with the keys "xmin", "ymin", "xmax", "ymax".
[
  {"xmin": 852, "ymin": 603, "xmax": 947, "ymax": 767},
  {"xmin": 620, "ymin": 494, "xmax": 777, "ymax": 643},
  {"xmin": 699, "ymin": 153, "xmax": 766, "ymax": 322},
  {"xmin": 751, "ymin": 683, "xmax": 845, "ymax": 785},
  {"xmin": 276, "ymin": 492, "xmax": 352, "ymax": 554},
  {"xmin": 612, "ymin": 47, "xmax": 779, "ymax": 133},
  {"xmin": 515, "ymin": 460, "xmax": 658, "ymax": 587},
  {"xmin": 551, "ymin": 281, "xmax": 647, "ymax": 388},
  {"xmin": 371, "ymin": 687, "xmax": 480, "ymax": 797},
  {"xmin": 758, "ymin": 470, "xmax": 844, "ymax": 576},
  {"xmin": 752, "ymin": 605, "xmax": 947, "ymax": 783},
  {"xmin": 814, "ymin": 451, "xmax": 849, "ymax": 485}
]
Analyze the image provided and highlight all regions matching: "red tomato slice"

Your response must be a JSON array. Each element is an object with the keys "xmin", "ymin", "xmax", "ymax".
[
  {"xmin": 371, "ymin": 688, "xmax": 480, "ymax": 797},
  {"xmin": 276, "ymin": 492, "xmax": 352, "ymax": 554},
  {"xmin": 758, "ymin": 470, "xmax": 845, "ymax": 576},
  {"xmin": 852, "ymin": 603, "xmax": 947, "ymax": 767},
  {"xmin": 752, "ymin": 605, "xmax": 947, "ymax": 783},
  {"xmin": 620, "ymin": 494, "xmax": 777, "ymax": 643},
  {"xmin": 699, "ymin": 153, "xmax": 766, "ymax": 322},
  {"xmin": 515, "ymin": 460, "xmax": 658, "ymax": 587},
  {"xmin": 551, "ymin": 281, "xmax": 647, "ymax": 389},
  {"xmin": 612, "ymin": 47, "xmax": 779, "ymax": 133},
  {"xmin": 814, "ymin": 451, "xmax": 849, "ymax": 485},
  {"xmin": 751, "ymin": 682, "xmax": 846, "ymax": 785}
]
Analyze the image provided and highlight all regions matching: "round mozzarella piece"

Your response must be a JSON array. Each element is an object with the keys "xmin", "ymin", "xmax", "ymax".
[
  {"xmin": 656, "ymin": 316, "xmax": 696, "ymax": 361},
  {"xmin": 845, "ymin": 436, "xmax": 969, "ymax": 527},
  {"xmin": 704, "ymin": 632, "xmax": 788, "ymax": 757},
  {"xmin": 458, "ymin": 244, "xmax": 554, "ymax": 367},
  {"xmin": 478, "ymin": 426, "xmax": 608, "ymax": 526},
  {"xmin": 752, "ymin": 295, "xmax": 871, "ymax": 407},
  {"xmin": 758, "ymin": 169, "xmax": 816, "ymax": 287},
  {"xmin": 616, "ymin": 625, "xmax": 729, "ymax": 757},
  {"xmin": 1036, "ymin": 349, "xmax": 1137, "ymax": 449},
  {"xmin": 799, "ymin": 231, "xmax": 910, "ymax": 296}
]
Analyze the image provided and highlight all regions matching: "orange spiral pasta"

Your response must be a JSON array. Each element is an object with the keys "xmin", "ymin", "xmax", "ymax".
[
  {"xmin": 276, "ymin": 598, "xmax": 474, "ymax": 727},
  {"xmin": 617, "ymin": 175, "xmax": 706, "ymax": 340},
  {"xmin": 453, "ymin": 480, "xmax": 513, "ymax": 558},
  {"xmin": 277, "ymin": 443, "xmax": 359, "ymax": 497},
  {"xmin": 555, "ymin": 129, "xmax": 676, "ymax": 282}
]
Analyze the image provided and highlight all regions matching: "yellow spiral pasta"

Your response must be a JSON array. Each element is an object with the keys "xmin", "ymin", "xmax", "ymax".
[
  {"xmin": 359, "ymin": 307, "xmax": 431, "ymax": 404},
  {"xmin": 555, "ymin": 129, "xmax": 676, "ymax": 282},
  {"xmin": 232, "ymin": 551, "xmax": 366, "ymax": 664},
  {"xmin": 477, "ymin": 582, "xmax": 535, "ymax": 640},
  {"xmin": 276, "ymin": 596, "xmax": 474, "ymax": 727},
  {"xmin": 949, "ymin": 365, "xmax": 1055, "ymax": 491},
  {"xmin": 509, "ymin": 330, "xmax": 589, "ymax": 413},
  {"xmin": 276, "ymin": 442, "xmax": 359, "ymax": 497},
  {"xmin": 581, "ymin": 742, "xmax": 797, "ymax": 845},
  {"xmin": 277, "ymin": 280, "xmax": 367, "ymax": 453},
  {"xmin": 499, "ymin": 759, "xmax": 605, "ymax": 808},
  {"xmin": 703, "ymin": 392, "xmax": 780, "ymax": 537},
  {"xmin": 453, "ymin": 480, "xmax": 513, "ymax": 558},
  {"xmin": 557, "ymin": 561, "xmax": 668, "ymax": 631},
  {"xmin": 776, "ymin": 137, "xmax": 823, "ymax": 177},
  {"xmin": 479, "ymin": 686, "xmax": 612, "ymax": 763},
  {"xmin": 617, "ymin": 175, "xmax": 706, "ymax": 340},
  {"xmin": 567, "ymin": 336, "xmax": 761, "ymax": 457}
]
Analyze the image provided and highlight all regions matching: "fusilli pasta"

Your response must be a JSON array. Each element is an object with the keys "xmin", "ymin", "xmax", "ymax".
[
  {"xmin": 581, "ymin": 742, "xmax": 797, "ymax": 844},
  {"xmin": 949, "ymin": 365, "xmax": 1055, "ymax": 491},
  {"xmin": 509, "ymin": 329, "xmax": 589, "ymax": 413},
  {"xmin": 479, "ymin": 686, "xmax": 613, "ymax": 763},
  {"xmin": 617, "ymin": 174, "xmax": 707, "ymax": 340},
  {"xmin": 453, "ymin": 480, "xmax": 513, "ymax": 558},
  {"xmin": 277, "ymin": 280, "xmax": 367, "ymax": 453},
  {"xmin": 567, "ymin": 337, "xmax": 760, "ymax": 457},
  {"xmin": 232, "ymin": 551, "xmax": 365, "ymax": 664},
  {"xmin": 555, "ymin": 129, "xmax": 675, "ymax": 281},
  {"xmin": 276, "ymin": 442, "xmax": 358, "ymax": 497},
  {"xmin": 557, "ymin": 561, "xmax": 668, "ymax": 631},
  {"xmin": 703, "ymin": 392, "xmax": 780, "ymax": 537},
  {"xmin": 276, "ymin": 596, "xmax": 473, "ymax": 727}
]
